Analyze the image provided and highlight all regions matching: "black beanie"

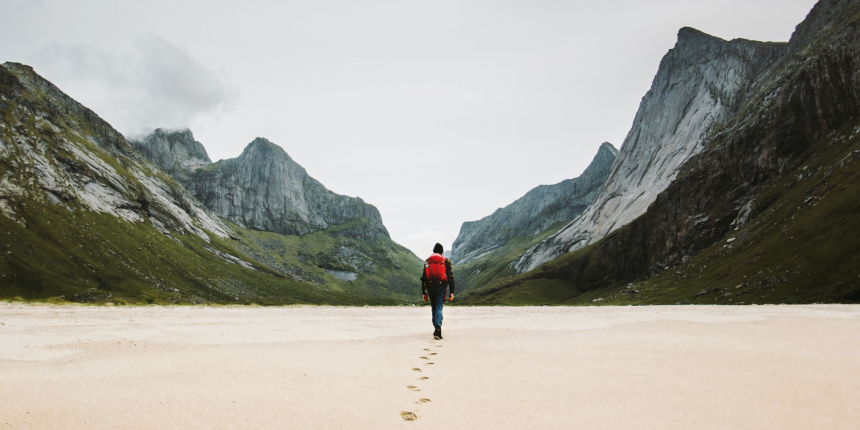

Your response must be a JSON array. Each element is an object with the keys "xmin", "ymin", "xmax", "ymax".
[{"xmin": 433, "ymin": 243, "xmax": 444, "ymax": 254}]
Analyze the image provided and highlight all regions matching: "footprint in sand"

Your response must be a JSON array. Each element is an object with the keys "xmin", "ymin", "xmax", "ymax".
[
  {"xmin": 401, "ymin": 411, "xmax": 418, "ymax": 421},
  {"xmin": 420, "ymin": 356, "xmax": 428, "ymax": 360},
  {"xmin": 418, "ymin": 376, "xmax": 429, "ymax": 380},
  {"xmin": 423, "ymin": 348, "xmax": 431, "ymax": 351},
  {"xmin": 429, "ymin": 352, "xmax": 437, "ymax": 356},
  {"xmin": 407, "ymin": 385, "xmax": 420, "ymax": 391},
  {"xmin": 412, "ymin": 368, "xmax": 422, "ymax": 372},
  {"xmin": 417, "ymin": 398, "xmax": 431, "ymax": 403},
  {"xmin": 425, "ymin": 362, "xmax": 434, "ymax": 365}
]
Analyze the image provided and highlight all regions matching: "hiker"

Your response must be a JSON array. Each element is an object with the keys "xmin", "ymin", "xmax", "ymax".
[{"xmin": 421, "ymin": 243, "xmax": 455, "ymax": 339}]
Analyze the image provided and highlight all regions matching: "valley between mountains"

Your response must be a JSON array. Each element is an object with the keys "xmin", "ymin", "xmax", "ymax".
[{"xmin": 1, "ymin": 0, "xmax": 859, "ymax": 305}]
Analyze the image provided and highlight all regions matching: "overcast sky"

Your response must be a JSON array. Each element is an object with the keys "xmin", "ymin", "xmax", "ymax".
[{"xmin": 3, "ymin": 0, "xmax": 818, "ymax": 258}]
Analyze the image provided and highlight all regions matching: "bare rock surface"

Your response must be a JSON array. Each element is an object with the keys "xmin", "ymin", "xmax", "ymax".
[
  {"xmin": 0, "ymin": 62, "xmax": 230, "ymax": 240},
  {"xmin": 452, "ymin": 142, "xmax": 616, "ymax": 265},
  {"xmin": 515, "ymin": 28, "xmax": 788, "ymax": 272},
  {"xmin": 132, "ymin": 131, "xmax": 389, "ymax": 240}
]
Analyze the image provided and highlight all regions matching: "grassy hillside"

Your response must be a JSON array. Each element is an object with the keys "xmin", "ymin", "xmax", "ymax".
[
  {"xmin": 452, "ymin": 222, "xmax": 565, "ymax": 294},
  {"xmin": 460, "ymin": 121, "xmax": 860, "ymax": 305},
  {"xmin": 0, "ymin": 193, "xmax": 410, "ymax": 305},
  {"xmin": 228, "ymin": 221, "xmax": 422, "ymax": 302}
]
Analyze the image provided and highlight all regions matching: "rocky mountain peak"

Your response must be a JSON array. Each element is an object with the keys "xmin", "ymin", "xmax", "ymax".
[
  {"xmin": 142, "ymin": 128, "xmax": 209, "ymax": 160},
  {"xmin": 513, "ymin": 24, "xmax": 788, "ymax": 273},
  {"xmin": 130, "ymin": 128, "xmax": 211, "ymax": 185},
  {"xmin": 235, "ymin": 137, "xmax": 308, "ymax": 176},
  {"xmin": 598, "ymin": 141, "xmax": 617, "ymax": 153},
  {"xmin": 587, "ymin": 142, "xmax": 618, "ymax": 174},
  {"xmin": 244, "ymin": 137, "xmax": 282, "ymax": 155},
  {"xmin": 134, "ymin": 130, "xmax": 390, "ymax": 241},
  {"xmin": 674, "ymin": 27, "xmax": 726, "ymax": 51},
  {"xmin": 451, "ymin": 142, "xmax": 616, "ymax": 265}
]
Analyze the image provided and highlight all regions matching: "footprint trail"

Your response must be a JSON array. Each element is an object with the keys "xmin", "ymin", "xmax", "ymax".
[{"xmin": 400, "ymin": 339, "xmax": 444, "ymax": 421}]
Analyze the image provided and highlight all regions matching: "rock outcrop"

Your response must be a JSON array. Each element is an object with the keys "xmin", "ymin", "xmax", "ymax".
[
  {"xmin": 132, "ymin": 131, "xmax": 389, "ymax": 241},
  {"xmin": 451, "ymin": 142, "xmax": 616, "ymax": 264},
  {"xmin": 0, "ymin": 62, "xmax": 230, "ymax": 240},
  {"xmin": 131, "ymin": 128, "xmax": 212, "ymax": 185},
  {"xmin": 514, "ymin": 26, "xmax": 786, "ymax": 273}
]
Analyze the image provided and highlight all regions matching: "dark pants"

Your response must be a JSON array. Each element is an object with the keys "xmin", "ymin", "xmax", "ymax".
[{"xmin": 428, "ymin": 288, "xmax": 446, "ymax": 328}]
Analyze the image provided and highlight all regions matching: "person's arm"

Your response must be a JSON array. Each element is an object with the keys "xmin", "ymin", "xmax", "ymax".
[
  {"xmin": 420, "ymin": 264, "xmax": 428, "ymax": 301},
  {"xmin": 445, "ymin": 259, "xmax": 455, "ymax": 299}
]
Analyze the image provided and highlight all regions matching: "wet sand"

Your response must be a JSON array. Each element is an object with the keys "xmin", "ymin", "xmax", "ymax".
[{"xmin": 1, "ymin": 303, "xmax": 858, "ymax": 429}]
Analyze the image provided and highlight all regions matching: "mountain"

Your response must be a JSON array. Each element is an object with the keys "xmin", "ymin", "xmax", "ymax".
[
  {"xmin": 0, "ymin": 62, "xmax": 419, "ymax": 304},
  {"xmin": 131, "ymin": 128, "xmax": 211, "ymax": 185},
  {"xmin": 0, "ymin": 63, "xmax": 231, "ymax": 241},
  {"xmin": 463, "ymin": 0, "xmax": 860, "ymax": 305},
  {"xmin": 451, "ymin": 142, "xmax": 617, "ymax": 265},
  {"xmin": 448, "ymin": 142, "xmax": 616, "ymax": 294},
  {"xmin": 514, "ymin": 27, "xmax": 786, "ymax": 273},
  {"xmin": 131, "ymin": 128, "xmax": 419, "ymax": 298},
  {"xmin": 132, "ymin": 130, "xmax": 387, "ymax": 241}
]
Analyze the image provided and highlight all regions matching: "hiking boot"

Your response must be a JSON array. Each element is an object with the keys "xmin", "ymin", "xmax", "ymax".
[{"xmin": 433, "ymin": 327, "xmax": 442, "ymax": 340}]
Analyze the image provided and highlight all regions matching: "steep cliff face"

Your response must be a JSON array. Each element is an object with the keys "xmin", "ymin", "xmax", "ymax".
[
  {"xmin": 0, "ymin": 62, "xmax": 229, "ymax": 240},
  {"xmin": 514, "ymin": 28, "xmax": 786, "ymax": 273},
  {"xmin": 131, "ymin": 128, "xmax": 211, "ymax": 185},
  {"xmin": 637, "ymin": 0, "xmax": 860, "ymax": 275},
  {"xmin": 451, "ymin": 142, "xmax": 616, "ymax": 265},
  {"xmin": 133, "ymin": 131, "xmax": 389, "ymax": 241},
  {"xmin": 464, "ymin": 0, "xmax": 860, "ymax": 305}
]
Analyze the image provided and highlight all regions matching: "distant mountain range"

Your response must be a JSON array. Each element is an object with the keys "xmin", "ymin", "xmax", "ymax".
[
  {"xmin": 458, "ymin": 0, "xmax": 860, "ymax": 305},
  {"xmin": 0, "ymin": 63, "xmax": 419, "ymax": 304}
]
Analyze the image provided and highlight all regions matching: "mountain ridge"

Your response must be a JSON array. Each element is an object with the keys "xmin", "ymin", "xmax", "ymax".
[
  {"xmin": 463, "ymin": 0, "xmax": 860, "ymax": 305},
  {"xmin": 0, "ymin": 62, "xmax": 230, "ymax": 240},
  {"xmin": 513, "ymin": 23, "xmax": 788, "ymax": 273},
  {"xmin": 132, "ymin": 130, "xmax": 390, "ymax": 241},
  {"xmin": 451, "ymin": 142, "xmax": 616, "ymax": 265}
]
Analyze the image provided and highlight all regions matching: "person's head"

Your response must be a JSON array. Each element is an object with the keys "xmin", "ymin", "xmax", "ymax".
[{"xmin": 433, "ymin": 243, "xmax": 444, "ymax": 254}]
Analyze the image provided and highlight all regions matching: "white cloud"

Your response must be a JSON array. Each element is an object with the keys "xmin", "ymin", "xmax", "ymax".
[{"xmin": 34, "ymin": 36, "xmax": 238, "ymax": 138}]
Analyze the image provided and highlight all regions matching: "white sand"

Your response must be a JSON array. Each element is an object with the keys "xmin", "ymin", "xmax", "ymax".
[{"xmin": 1, "ymin": 303, "xmax": 858, "ymax": 429}]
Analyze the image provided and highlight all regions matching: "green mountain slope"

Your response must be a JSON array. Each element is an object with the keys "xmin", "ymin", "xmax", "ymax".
[
  {"xmin": 0, "ymin": 202, "xmax": 399, "ymax": 305},
  {"xmin": 0, "ymin": 62, "xmax": 420, "ymax": 305},
  {"xmin": 227, "ymin": 220, "xmax": 420, "ymax": 300}
]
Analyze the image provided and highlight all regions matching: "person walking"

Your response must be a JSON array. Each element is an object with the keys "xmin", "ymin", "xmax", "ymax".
[{"xmin": 421, "ymin": 243, "xmax": 455, "ymax": 339}]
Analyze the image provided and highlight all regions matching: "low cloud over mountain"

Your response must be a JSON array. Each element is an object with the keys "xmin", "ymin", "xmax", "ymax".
[{"xmin": 35, "ymin": 36, "xmax": 237, "ymax": 137}]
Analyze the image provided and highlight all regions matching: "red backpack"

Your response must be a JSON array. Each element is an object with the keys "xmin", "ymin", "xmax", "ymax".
[{"xmin": 425, "ymin": 253, "xmax": 447, "ymax": 282}]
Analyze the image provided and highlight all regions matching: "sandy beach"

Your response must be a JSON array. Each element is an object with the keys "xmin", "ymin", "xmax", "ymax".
[{"xmin": 0, "ymin": 303, "xmax": 858, "ymax": 429}]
